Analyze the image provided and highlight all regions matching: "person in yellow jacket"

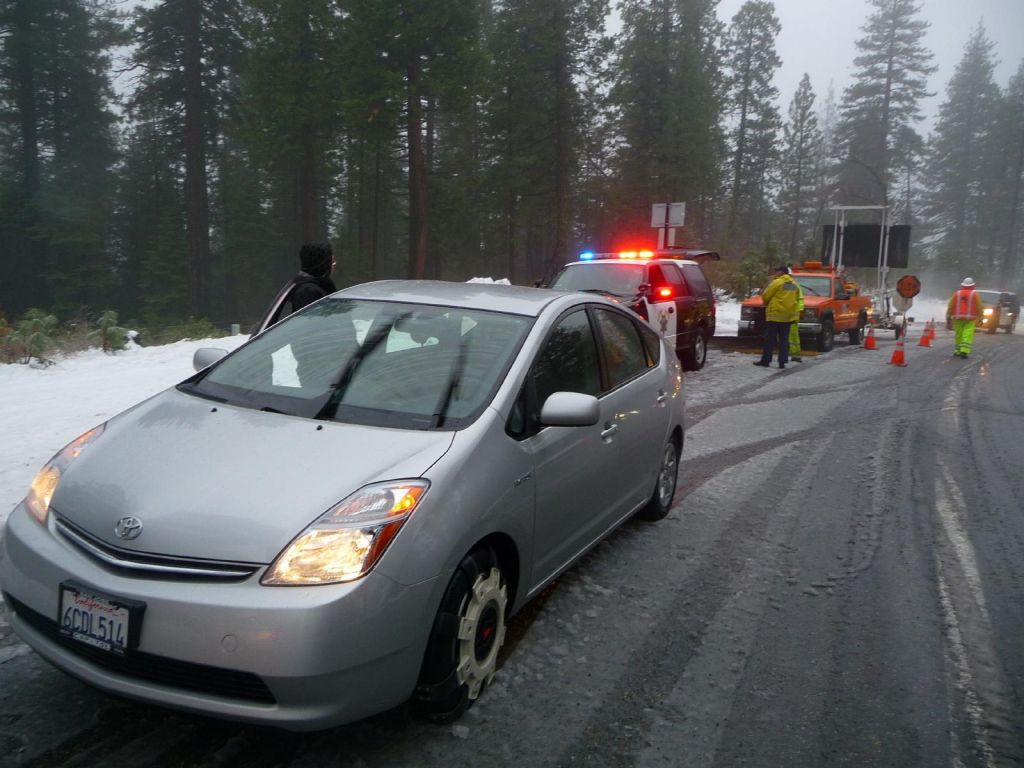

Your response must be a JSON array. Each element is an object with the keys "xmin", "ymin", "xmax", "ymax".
[
  {"xmin": 754, "ymin": 264, "xmax": 802, "ymax": 369},
  {"xmin": 946, "ymin": 277, "xmax": 983, "ymax": 358},
  {"xmin": 788, "ymin": 265, "xmax": 804, "ymax": 362}
]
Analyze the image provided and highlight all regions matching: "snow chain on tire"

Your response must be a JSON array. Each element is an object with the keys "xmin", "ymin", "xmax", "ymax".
[{"xmin": 455, "ymin": 567, "xmax": 507, "ymax": 700}]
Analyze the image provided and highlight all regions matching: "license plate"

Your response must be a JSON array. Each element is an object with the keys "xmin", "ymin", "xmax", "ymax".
[{"xmin": 58, "ymin": 582, "xmax": 144, "ymax": 655}]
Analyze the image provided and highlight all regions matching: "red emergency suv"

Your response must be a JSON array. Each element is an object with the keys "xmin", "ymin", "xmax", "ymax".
[{"xmin": 549, "ymin": 249, "xmax": 719, "ymax": 371}]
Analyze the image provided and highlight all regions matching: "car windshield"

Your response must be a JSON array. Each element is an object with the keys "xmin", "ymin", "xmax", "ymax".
[
  {"xmin": 181, "ymin": 299, "xmax": 533, "ymax": 430},
  {"xmin": 975, "ymin": 290, "xmax": 1001, "ymax": 304},
  {"xmin": 793, "ymin": 276, "xmax": 832, "ymax": 297},
  {"xmin": 550, "ymin": 263, "xmax": 646, "ymax": 297}
]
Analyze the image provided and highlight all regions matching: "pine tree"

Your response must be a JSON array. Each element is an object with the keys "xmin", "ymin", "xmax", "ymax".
[
  {"xmin": 128, "ymin": 0, "xmax": 244, "ymax": 318},
  {"xmin": 611, "ymin": 0, "xmax": 724, "ymax": 248},
  {"xmin": 778, "ymin": 74, "xmax": 821, "ymax": 257},
  {"xmin": 722, "ymin": 0, "xmax": 781, "ymax": 255},
  {"xmin": 996, "ymin": 62, "xmax": 1024, "ymax": 286},
  {"xmin": 921, "ymin": 25, "xmax": 1001, "ymax": 279},
  {"xmin": 482, "ymin": 0, "xmax": 610, "ymax": 283},
  {"xmin": 0, "ymin": 0, "xmax": 122, "ymax": 315},
  {"xmin": 810, "ymin": 82, "xmax": 840, "ymax": 252},
  {"xmin": 836, "ymin": 0, "xmax": 935, "ymax": 211}
]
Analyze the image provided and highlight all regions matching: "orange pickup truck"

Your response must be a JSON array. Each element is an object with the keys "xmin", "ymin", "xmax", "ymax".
[{"xmin": 738, "ymin": 261, "xmax": 873, "ymax": 352}]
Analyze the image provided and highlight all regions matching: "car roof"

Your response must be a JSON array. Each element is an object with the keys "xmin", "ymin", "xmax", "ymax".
[{"xmin": 334, "ymin": 279, "xmax": 569, "ymax": 317}]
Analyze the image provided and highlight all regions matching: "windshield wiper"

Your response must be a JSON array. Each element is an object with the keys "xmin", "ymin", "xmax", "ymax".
[
  {"xmin": 431, "ymin": 336, "xmax": 469, "ymax": 429},
  {"xmin": 177, "ymin": 382, "xmax": 228, "ymax": 403},
  {"xmin": 314, "ymin": 314, "xmax": 406, "ymax": 422}
]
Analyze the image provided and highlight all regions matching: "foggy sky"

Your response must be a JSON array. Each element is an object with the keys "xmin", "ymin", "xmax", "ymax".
[{"xmin": 714, "ymin": 0, "xmax": 1024, "ymax": 128}]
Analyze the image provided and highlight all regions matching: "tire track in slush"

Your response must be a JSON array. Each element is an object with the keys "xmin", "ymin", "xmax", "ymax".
[{"xmin": 933, "ymin": 461, "xmax": 1023, "ymax": 767}]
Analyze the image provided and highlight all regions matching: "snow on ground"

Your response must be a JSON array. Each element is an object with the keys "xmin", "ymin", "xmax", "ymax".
[{"xmin": 0, "ymin": 293, "xmax": 952, "ymax": 529}]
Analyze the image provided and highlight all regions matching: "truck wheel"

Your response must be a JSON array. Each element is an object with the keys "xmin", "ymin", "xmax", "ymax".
[
  {"xmin": 1007, "ymin": 319, "xmax": 1016, "ymax": 334},
  {"xmin": 848, "ymin": 315, "xmax": 866, "ymax": 345},
  {"xmin": 680, "ymin": 330, "xmax": 708, "ymax": 371},
  {"xmin": 816, "ymin": 317, "xmax": 834, "ymax": 352},
  {"xmin": 988, "ymin": 312, "xmax": 999, "ymax": 334}
]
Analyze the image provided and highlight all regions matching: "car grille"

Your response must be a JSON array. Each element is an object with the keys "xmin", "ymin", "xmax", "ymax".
[
  {"xmin": 54, "ymin": 512, "xmax": 261, "ymax": 580},
  {"xmin": 4, "ymin": 592, "xmax": 276, "ymax": 704}
]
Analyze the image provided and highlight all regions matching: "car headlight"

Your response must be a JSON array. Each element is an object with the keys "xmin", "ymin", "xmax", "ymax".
[
  {"xmin": 25, "ymin": 424, "xmax": 106, "ymax": 525},
  {"xmin": 740, "ymin": 307, "xmax": 756, "ymax": 320},
  {"xmin": 262, "ymin": 480, "xmax": 429, "ymax": 586},
  {"xmin": 800, "ymin": 308, "xmax": 817, "ymax": 322},
  {"xmin": 983, "ymin": 307, "xmax": 994, "ymax": 316}
]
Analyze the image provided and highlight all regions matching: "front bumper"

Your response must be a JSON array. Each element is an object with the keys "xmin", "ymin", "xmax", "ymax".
[{"xmin": 0, "ymin": 501, "xmax": 440, "ymax": 730}]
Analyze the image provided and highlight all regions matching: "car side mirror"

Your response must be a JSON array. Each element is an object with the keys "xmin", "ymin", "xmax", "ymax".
[
  {"xmin": 539, "ymin": 392, "xmax": 600, "ymax": 427},
  {"xmin": 193, "ymin": 347, "xmax": 228, "ymax": 371}
]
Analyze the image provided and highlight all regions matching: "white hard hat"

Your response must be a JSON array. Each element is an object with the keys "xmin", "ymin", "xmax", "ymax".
[{"xmin": 961, "ymin": 277, "xmax": 976, "ymax": 287}]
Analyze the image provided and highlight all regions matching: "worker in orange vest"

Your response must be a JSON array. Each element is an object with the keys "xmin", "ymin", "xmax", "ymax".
[{"xmin": 946, "ymin": 277, "xmax": 983, "ymax": 358}]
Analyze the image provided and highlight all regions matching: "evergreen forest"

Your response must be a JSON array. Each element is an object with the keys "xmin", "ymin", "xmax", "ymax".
[{"xmin": 1, "ymin": 0, "xmax": 1023, "ymax": 334}]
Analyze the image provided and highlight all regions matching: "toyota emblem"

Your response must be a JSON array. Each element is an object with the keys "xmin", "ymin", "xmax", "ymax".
[{"xmin": 114, "ymin": 516, "xmax": 143, "ymax": 540}]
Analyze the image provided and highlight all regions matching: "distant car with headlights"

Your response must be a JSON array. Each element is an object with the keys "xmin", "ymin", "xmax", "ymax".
[
  {"xmin": 548, "ymin": 249, "xmax": 719, "ymax": 371},
  {"xmin": 0, "ymin": 281, "xmax": 685, "ymax": 731},
  {"xmin": 975, "ymin": 290, "xmax": 1018, "ymax": 334}
]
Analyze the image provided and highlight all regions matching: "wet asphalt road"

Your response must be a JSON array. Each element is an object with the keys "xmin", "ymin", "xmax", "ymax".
[{"xmin": 1, "ymin": 328, "xmax": 1023, "ymax": 767}]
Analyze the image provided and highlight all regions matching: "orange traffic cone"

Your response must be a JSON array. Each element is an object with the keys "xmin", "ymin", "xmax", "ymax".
[
  {"xmin": 889, "ymin": 330, "xmax": 907, "ymax": 366},
  {"xmin": 864, "ymin": 322, "xmax": 878, "ymax": 350},
  {"xmin": 927, "ymin": 318, "xmax": 937, "ymax": 341},
  {"xmin": 918, "ymin": 321, "xmax": 932, "ymax": 347}
]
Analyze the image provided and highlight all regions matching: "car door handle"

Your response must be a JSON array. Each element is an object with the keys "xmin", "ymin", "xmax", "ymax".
[
  {"xmin": 656, "ymin": 391, "xmax": 668, "ymax": 404},
  {"xmin": 601, "ymin": 423, "xmax": 619, "ymax": 440}
]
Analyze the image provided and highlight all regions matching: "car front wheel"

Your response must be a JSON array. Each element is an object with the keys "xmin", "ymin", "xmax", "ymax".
[
  {"xmin": 414, "ymin": 548, "xmax": 508, "ymax": 722},
  {"xmin": 637, "ymin": 437, "xmax": 680, "ymax": 521}
]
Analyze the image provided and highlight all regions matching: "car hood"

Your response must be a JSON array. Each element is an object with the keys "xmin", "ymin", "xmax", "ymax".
[{"xmin": 51, "ymin": 389, "xmax": 455, "ymax": 564}]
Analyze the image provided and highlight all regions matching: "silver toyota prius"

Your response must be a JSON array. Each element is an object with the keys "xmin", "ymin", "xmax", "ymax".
[{"xmin": 0, "ymin": 280, "xmax": 685, "ymax": 731}]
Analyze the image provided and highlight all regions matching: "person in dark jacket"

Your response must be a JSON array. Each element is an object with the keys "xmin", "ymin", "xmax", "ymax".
[{"xmin": 291, "ymin": 242, "xmax": 337, "ymax": 312}]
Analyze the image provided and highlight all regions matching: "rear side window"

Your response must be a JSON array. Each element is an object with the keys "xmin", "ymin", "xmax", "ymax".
[
  {"xmin": 593, "ymin": 308, "xmax": 650, "ymax": 389},
  {"xmin": 681, "ymin": 264, "xmax": 711, "ymax": 297}
]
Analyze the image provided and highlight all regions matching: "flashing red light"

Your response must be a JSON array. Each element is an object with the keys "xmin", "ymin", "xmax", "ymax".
[
  {"xmin": 639, "ymin": 250, "xmax": 655, "ymax": 259},
  {"xmin": 657, "ymin": 287, "xmax": 673, "ymax": 298},
  {"xmin": 619, "ymin": 251, "xmax": 638, "ymax": 259}
]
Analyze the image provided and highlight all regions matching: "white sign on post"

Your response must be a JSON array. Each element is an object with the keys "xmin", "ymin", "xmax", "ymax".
[{"xmin": 651, "ymin": 203, "xmax": 686, "ymax": 228}]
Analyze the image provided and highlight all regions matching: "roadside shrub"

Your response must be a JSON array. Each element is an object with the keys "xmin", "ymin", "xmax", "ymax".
[
  {"xmin": 8, "ymin": 309, "xmax": 59, "ymax": 365},
  {"xmin": 89, "ymin": 310, "xmax": 129, "ymax": 353}
]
